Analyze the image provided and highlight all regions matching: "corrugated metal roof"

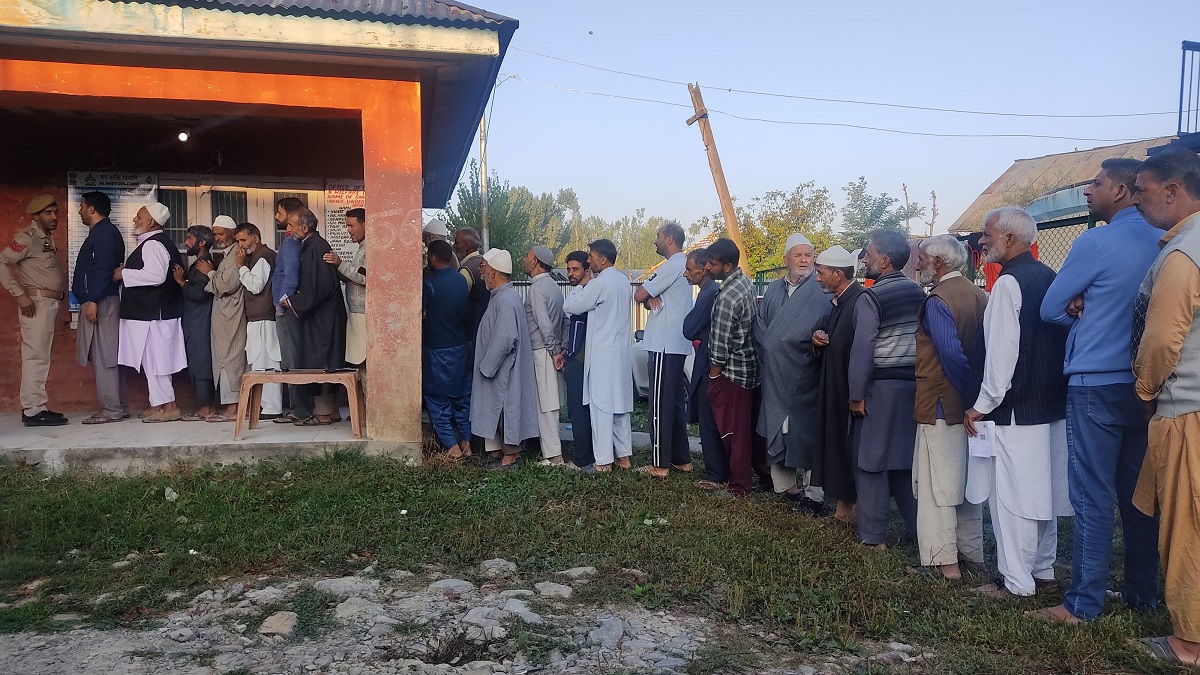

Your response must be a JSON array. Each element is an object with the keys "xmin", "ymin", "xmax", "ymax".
[
  {"xmin": 138, "ymin": 0, "xmax": 517, "ymax": 27},
  {"xmin": 948, "ymin": 137, "xmax": 1176, "ymax": 233}
]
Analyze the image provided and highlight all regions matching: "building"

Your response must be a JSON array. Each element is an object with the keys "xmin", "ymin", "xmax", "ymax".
[{"xmin": 0, "ymin": 0, "xmax": 517, "ymax": 452}]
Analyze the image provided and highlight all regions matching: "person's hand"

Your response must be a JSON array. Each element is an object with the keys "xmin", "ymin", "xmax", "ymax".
[
  {"xmin": 323, "ymin": 252, "xmax": 341, "ymax": 266},
  {"xmin": 964, "ymin": 408, "xmax": 984, "ymax": 437},
  {"xmin": 83, "ymin": 301, "xmax": 97, "ymax": 324},
  {"xmin": 1066, "ymin": 295, "xmax": 1084, "ymax": 319},
  {"xmin": 708, "ymin": 365, "xmax": 722, "ymax": 380},
  {"xmin": 579, "ymin": 269, "xmax": 594, "ymax": 286},
  {"xmin": 813, "ymin": 330, "xmax": 829, "ymax": 348},
  {"xmin": 646, "ymin": 296, "xmax": 663, "ymax": 311},
  {"xmin": 233, "ymin": 246, "xmax": 246, "ymax": 268},
  {"xmin": 1141, "ymin": 398, "xmax": 1157, "ymax": 423},
  {"xmin": 16, "ymin": 294, "xmax": 35, "ymax": 317},
  {"xmin": 172, "ymin": 264, "xmax": 185, "ymax": 286},
  {"xmin": 195, "ymin": 259, "xmax": 213, "ymax": 275},
  {"xmin": 850, "ymin": 400, "xmax": 866, "ymax": 417},
  {"xmin": 553, "ymin": 353, "xmax": 565, "ymax": 371},
  {"xmin": 280, "ymin": 296, "xmax": 291, "ymax": 309},
  {"xmin": 113, "ymin": 265, "xmax": 123, "ymax": 281}
]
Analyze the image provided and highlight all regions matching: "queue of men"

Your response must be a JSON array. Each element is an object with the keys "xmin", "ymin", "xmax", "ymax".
[{"xmin": 5, "ymin": 193, "xmax": 366, "ymax": 426}]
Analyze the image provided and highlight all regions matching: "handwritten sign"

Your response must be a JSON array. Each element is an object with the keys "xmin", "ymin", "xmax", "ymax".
[{"xmin": 324, "ymin": 179, "xmax": 365, "ymax": 259}]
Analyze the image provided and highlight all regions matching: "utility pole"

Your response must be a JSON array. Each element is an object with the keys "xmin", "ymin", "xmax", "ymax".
[
  {"xmin": 687, "ymin": 83, "xmax": 751, "ymax": 277},
  {"xmin": 479, "ymin": 114, "xmax": 490, "ymax": 251}
]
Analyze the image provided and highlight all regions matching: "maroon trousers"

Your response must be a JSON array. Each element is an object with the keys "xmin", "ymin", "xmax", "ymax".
[{"xmin": 708, "ymin": 374, "xmax": 770, "ymax": 496}]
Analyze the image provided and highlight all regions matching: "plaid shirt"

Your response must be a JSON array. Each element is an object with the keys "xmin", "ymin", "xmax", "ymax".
[{"xmin": 709, "ymin": 268, "xmax": 759, "ymax": 388}]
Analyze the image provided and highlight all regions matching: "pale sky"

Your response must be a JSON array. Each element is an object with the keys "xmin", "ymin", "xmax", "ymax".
[{"xmin": 445, "ymin": 0, "xmax": 1200, "ymax": 234}]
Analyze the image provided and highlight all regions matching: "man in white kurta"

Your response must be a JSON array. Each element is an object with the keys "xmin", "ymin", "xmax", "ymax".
[
  {"xmin": 235, "ymin": 224, "xmax": 282, "ymax": 417},
  {"xmin": 562, "ymin": 239, "xmax": 634, "ymax": 470},
  {"xmin": 965, "ymin": 207, "xmax": 1072, "ymax": 598},
  {"xmin": 115, "ymin": 202, "xmax": 187, "ymax": 423}
]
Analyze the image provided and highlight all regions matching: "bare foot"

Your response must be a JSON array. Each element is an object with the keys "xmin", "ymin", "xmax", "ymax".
[
  {"xmin": 595, "ymin": 463, "xmax": 613, "ymax": 472},
  {"xmin": 1167, "ymin": 636, "xmax": 1200, "ymax": 664},
  {"xmin": 615, "ymin": 458, "xmax": 632, "ymax": 470},
  {"xmin": 939, "ymin": 563, "xmax": 961, "ymax": 580},
  {"xmin": 1024, "ymin": 605, "xmax": 1083, "ymax": 625}
]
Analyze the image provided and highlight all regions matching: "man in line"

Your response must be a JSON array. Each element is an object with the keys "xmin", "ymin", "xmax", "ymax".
[
  {"xmin": 74, "ymin": 191, "xmax": 127, "ymax": 424},
  {"xmin": 2, "ymin": 194, "xmax": 67, "ymax": 426},
  {"xmin": 705, "ymin": 238, "xmax": 768, "ymax": 497},
  {"xmin": 633, "ymin": 222, "xmax": 694, "ymax": 477},
  {"xmin": 115, "ymin": 202, "xmax": 187, "ymax": 423},
  {"xmin": 912, "ymin": 235, "xmax": 987, "ymax": 579},
  {"xmin": 173, "ymin": 225, "xmax": 217, "ymax": 421},
  {"xmin": 424, "ymin": 240, "xmax": 473, "ymax": 458},
  {"xmin": 1129, "ymin": 149, "xmax": 1200, "ymax": 664},
  {"xmin": 524, "ymin": 245, "xmax": 568, "ymax": 465},
  {"xmin": 560, "ymin": 250, "xmax": 594, "ymax": 470},
  {"xmin": 273, "ymin": 197, "xmax": 307, "ymax": 424},
  {"xmin": 563, "ymin": 239, "xmax": 634, "ymax": 471},
  {"xmin": 682, "ymin": 248, "xmax": 726, "ymax": 490},
  {"xmin": 1031, "ymin": 159, "xmax": 1161, "ymax": 623},
  {"xmin": 754, "ymin": 233, "xmax": 830, "ymax": 511},
  {"xmin": 455, "ymin": 227, "xmax": 489, "ymax": 345},
  {"xmin": 812, "ymin": 245, "xmax": 866, "ymax": 524},
  {"xmin": 849, "ymin": 229, "xmax": 924, "ymax": 548},
  {"xmin": 235, "ymin": 223, "xmax": 282, "ymax": 419},
  {"xmin": 324, "ymin": 208, "xmax": 367, "ymax": 390},
  {"xmin": 283, "ymin": 208, "xmax": 346, "ymax": 425},
  {"xmin": 965, "ymin": 206, "xmax": 1071, "ymax": 598},
  {"xmin": 470, "ymin": 248, "xmax": 540, "ymax": 469},
  {"xmin": 200, "ymin": 216, "xmax": 247, "ymax": 423}
]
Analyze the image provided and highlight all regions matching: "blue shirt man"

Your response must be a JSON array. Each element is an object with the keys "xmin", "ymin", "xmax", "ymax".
[{"xmin": 1033, "ymin": 160, "xmax": 1163, "ymax": 624}]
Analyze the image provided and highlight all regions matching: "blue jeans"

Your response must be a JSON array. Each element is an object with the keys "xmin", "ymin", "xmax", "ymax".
[{"xmin": 1064, "ymin": 384, "xmax": 1159, "ymax": 620}]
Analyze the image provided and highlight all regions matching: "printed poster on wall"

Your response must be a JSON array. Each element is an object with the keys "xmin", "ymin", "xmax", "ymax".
[
  {"xmin": 66, "ymin": 171, "xmax": 158, "ymax": 312},
  {"xmin": 324, "ymin": 179, "xmax": 365, "ymax": 259}
]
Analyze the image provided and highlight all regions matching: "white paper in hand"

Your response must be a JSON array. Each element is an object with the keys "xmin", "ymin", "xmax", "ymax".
[{"xmin": 968, "ymin": 420, "xmax": 997, "ymax": 458}]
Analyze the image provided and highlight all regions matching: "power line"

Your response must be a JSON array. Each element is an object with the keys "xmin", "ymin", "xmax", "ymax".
[
  {"xmin": 500, "ymin": 74, "xmax": 1145, "ymax": 143},
  {"xmin": 511, "ymin": 47, "xmax": 1174, "ymax": 119}
]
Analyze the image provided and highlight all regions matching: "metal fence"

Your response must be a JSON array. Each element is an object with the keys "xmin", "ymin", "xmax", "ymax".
[{"xmin": 958, "ymin": 214, "xmax": 1094, "ymax": 286}]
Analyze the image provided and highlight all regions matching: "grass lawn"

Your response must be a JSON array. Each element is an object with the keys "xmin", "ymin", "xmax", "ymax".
[{"xmin": 0, "ymin": 449, "xmax": 1178, "ymax": 674}]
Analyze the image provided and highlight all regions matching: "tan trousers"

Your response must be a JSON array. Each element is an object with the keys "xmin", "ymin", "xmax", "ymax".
[
  {"xmin": 18, "ymin": 296, "xmax": 58, "ymax": 415},
  {"xmin": 914, "ymin": 420, "xmax": 984, "ymax": 567},
  {"xmin": 1135, "ymin": 413, "xmax": 1200, "ymax": 642}
]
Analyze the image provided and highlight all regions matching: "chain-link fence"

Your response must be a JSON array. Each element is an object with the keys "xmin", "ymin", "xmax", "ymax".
[{"xmin": 958, "ymin": 214, "xmax": 1095, "ymax": 288}]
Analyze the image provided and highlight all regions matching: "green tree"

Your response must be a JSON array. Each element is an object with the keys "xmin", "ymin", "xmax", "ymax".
[
  {"xmin": 838, "ymin": 177, "xmax": 925, "ymax": 249},
  {"xmin": 444, "ymin": 159, "xmax": 537, "ymax": 258}
]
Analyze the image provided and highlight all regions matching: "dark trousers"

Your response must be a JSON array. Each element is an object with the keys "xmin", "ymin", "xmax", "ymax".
[
  {"xmin": 191, "ymin": 371, "xmax": 215, "ymax": 409},
  {"xmin": 564, "ymin": 356, "xmax": 595, "ymax": 468},
  {"xmin": 709, "ymin": 375, "xmax": 770, "ymax": 496},
  {"xmin": 692, "ymin": 377, "xmax": 728, "ymax": 483},
  {"xmin": 855, "ymin": 467, "xmax": 917, "ymax": 545},
  {"xmin": 276, "ymin": 312, "xmax": 310, "ymax": 418},
  {"xmin": 649, "ymin": 352, "xmax": 691, "ymax": 469},
  {"xmin": 1064, "ymin": 383, "xmax": 1159, "ymax": 619}
]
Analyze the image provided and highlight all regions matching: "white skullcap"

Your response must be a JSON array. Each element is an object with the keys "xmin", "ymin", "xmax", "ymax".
[
  {"xmin": 482, "ymin": 248, "xmax": 512, "ymax": 275},
  {"xmin": 423, "ymin": 218, "xmax": 449, "ymax": 237},
  {"xmin": 212, "ymin": 215, "xmax": 236, "ymax": 231},
  {"xmin": 146, "ymin": 202, "xmax": 171, "ymax": 226},
  {"xmin": 816, "ymin": 245, "xmax": 856, "ymax": 268},
  {"xmin": 785, "ymin": 232, "xmax": 812, "ymax": 254}
]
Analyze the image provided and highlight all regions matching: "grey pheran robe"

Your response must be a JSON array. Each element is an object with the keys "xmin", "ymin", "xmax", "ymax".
[
  {"xmin": 470, "ymin": 282, "xmax": 541, "ymax": 445},
  {"xmin": 753, "ymin": 273, "xmax": 831, "ymax": 468}
]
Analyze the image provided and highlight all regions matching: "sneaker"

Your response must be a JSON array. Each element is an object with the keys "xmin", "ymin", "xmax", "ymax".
[{"xmin": 22, "ymin": 410, "xmax": 68, "ymax": 427}]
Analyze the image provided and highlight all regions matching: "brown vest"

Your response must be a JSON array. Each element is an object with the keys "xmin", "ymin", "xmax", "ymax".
[
  {"xmin": 243, "ymin": 245, "xmax": 277, "ymax": 322},
  {"xmin": 914, "ymin": 274, "xmax": 987, "ymax": 425}
]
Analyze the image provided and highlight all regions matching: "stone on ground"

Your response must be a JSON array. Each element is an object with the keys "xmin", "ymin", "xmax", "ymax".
[{"xmin": 258, "ymin": 610, "xmax": 298, "ymax": 636}]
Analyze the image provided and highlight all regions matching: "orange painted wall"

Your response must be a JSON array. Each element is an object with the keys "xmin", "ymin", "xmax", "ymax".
[{"xmin": 0, "ymin": 60, "xmax": 424, "ymax": 443}]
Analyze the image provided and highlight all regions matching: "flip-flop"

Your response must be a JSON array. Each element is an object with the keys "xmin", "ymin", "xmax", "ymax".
[
  {"xmin": 181, "ymin": 413, "xmax": 207, "ymax": 422},
  {"xmin": 143, "ymin": 410, "xmax": 182, "ymax": 423},
  {"xmin": 694, "ymin": 480, "xmax": 725, "ymax": 491},
  {"xmin": 205, "ymin": 414, "xmax": 234, "ymax": 423},
  {"xmin": 672, "ymin": 464, "xmax": 693, "ymax": 473},
  {"xmin": 273, "ymin": 413, "xmax": 301, "ymax": 424},
  {"xmin": 81, "ymin": 414, "xmax": 122, "ymax": 425},
  {"xmin": 634, "ymin": 466, "xmax": 669, "ymax": 479},
  {"xmin": 295, "ymin": 416, "xmax": 332, "ymax": 426},
  {"xmin": 1139, "ymin": 636, "xmax": 1184, "ymax": 664}
]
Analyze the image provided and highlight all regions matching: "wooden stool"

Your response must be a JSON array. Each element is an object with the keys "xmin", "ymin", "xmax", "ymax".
[{"xmin": 235, "ymin": 369, "xmax": 365, "ymax": 440}]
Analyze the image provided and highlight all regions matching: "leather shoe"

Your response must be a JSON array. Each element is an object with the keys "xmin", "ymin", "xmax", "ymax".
[{"xmin": 22, "ymin": 410, "xmax": 68, "ymax": 427}]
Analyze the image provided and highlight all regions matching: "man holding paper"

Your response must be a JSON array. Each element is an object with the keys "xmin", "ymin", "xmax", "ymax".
[
  {"xmin": 964, "ymin": 207, "xmax": 1071, "ymax": 598},
  {"xmin": 912, "ymin": 235, "xmax": 988, "ymax": 580}
]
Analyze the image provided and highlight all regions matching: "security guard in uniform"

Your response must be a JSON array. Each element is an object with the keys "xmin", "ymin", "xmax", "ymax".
[{"xmin": 0, "ymin": 194, "xmax": 68, "ymax": 426}]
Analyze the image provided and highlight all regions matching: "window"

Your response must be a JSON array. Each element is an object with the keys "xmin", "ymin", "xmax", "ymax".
[
  {"xmin": 158, "ymin": 188, "xmax": 189, "ymax": 248},
  {"xmin": 211, "ymin": 189, "xmax": 248, "ymax": 224}
]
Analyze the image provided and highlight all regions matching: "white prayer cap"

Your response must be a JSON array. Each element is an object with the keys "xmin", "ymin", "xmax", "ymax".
[
  {"xmin": 212, "ymin": 215, "xmax": 236, "ymax": 231},
  {"xmin": 482, "ymin": 248, "xmax": 513, "ymax": 275},
  {"xmin": 146, "ymin": 202, "xmax": 171, "ymax": 226},
  {"xmin": 785, "ymin": 232, "xmax": 813, "ymax": 254},
  {"xmin": 816, "ymin": 245, "xmax": 856, "ymax": 268},
  {"xmin": 423, "ymin": 218, "xmax": 449, "ymax": 237}
]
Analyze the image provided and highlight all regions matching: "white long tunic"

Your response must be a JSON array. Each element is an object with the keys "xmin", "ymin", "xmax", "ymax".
[
  {"xmin": 967, "ymin": 275, "xmax": 1071, "ymax": 519},
  {"xmin": 117, "ymin": 231, "xmax": 188, "ymax": 375},
  {"xmin": 562, "ymin": 266, "xmax": 634, "ymax": 414}
]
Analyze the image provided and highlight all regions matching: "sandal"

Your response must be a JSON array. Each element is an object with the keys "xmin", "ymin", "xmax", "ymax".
[
  {"xmin": 205, "ymin": 414, "xmax": 235, "ymax": 423},
  {"xmin": 181, "ymin": 413, "xmax": 207, "ymax": 422},
  {"xmin": 672, "ymin": 463, "xmax": 693, "ymax": 473},
  {"xmin": 82, "ymin": 414, "xmax": 122, "ymax": 425},
  {"xmin": 143, "ymin": 409, "xmax": 182, "ymax": 423},
  {"xmin": 295, "ymin": 416, "xmax": 333, "ymax": 426},
  {"xmin": 1139, "ymin": 636, "xmax": 1188, "ymax": 664},
  {"xmin": 694, "ymin": 480, "xmax": 725, "ymax": 492},
  {"xmin": 273, "ymin": 413, "xmax": 301, "ymax": 424}
]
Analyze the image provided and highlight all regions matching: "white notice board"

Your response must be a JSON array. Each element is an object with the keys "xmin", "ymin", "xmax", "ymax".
[
  {"xmin": 66, "ymin": 171, "xmax": 158, "ymax": 312},
  {"xmin": 324, "ymin": 179, "xmax": 364, "ymax": 259}
]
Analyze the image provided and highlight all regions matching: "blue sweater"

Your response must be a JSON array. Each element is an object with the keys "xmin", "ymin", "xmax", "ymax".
[
  {"xmin": 1040, "ymin": 207, "xmax": 1161, "ymax": 386},
  {"xmin": 273, "ymin": 233, "xmax": 301, "ymax": 312}
]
